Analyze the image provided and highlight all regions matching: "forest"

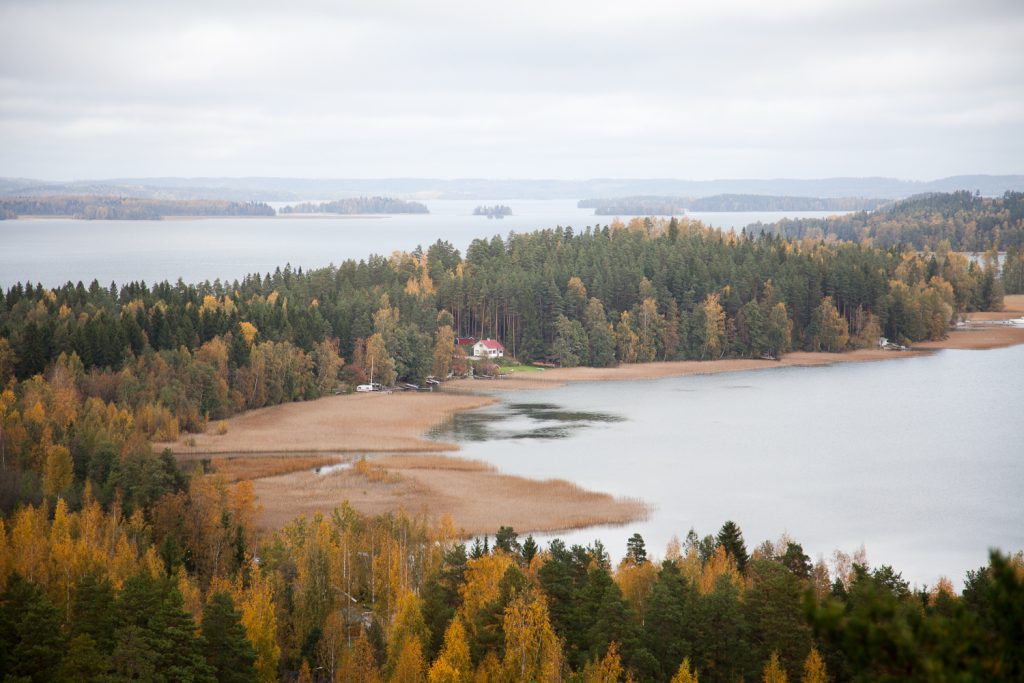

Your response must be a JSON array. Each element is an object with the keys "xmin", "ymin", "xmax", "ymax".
[
  {"xmin": 0, "ymin": 191, "xmax": 1021, "ymax": 680},
  {"xmin": 0, "ymin": 495, "xmax": 1021, "ymax": 682},
  {"xmin": 0, "ymin": 197, "xmax": 275, "ymax": 220},
  {"xmin": 279, "ymin": 198, "xmax": 429, "ymax": 215}
]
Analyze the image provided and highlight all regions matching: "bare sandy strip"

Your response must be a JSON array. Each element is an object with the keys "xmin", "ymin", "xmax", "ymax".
[
  {"xmin": 171, "ymin": 392, "xmax": 496, "ymax": 458},
  {"xmin": 251, "ymin": 454, "xmax": 648, "ymax": 535},
  {"xmin": 446, "ymin": 349, "xmax": 930, "ymax": 392},
  {"xmin": 916, "ymin": 294, "xmax": 1024, "ymax": 351}
]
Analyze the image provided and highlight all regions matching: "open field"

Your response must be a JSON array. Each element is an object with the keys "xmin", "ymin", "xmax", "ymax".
[{"xmin": 251, "ymin": 453, "xmax": 648, "ymax": 534}]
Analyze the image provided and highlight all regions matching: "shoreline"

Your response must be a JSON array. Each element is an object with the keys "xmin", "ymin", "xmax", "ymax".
[{"xmin": 176, "ymin": 295, "xmax": 1023, "ymax": 536}]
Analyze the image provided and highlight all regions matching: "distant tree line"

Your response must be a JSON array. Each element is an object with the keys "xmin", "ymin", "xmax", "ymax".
[
  {"xmin": 755, "ymin": 190, "xmax": 1024, "ymax": 251},
  {"xmin": 279, "ymin": 197, "xmax": 429, "ymax": 215},
  {"xmin": 0, "ymin": 196, "xmax": 275, "ymax": 220},
  {"xmin": 578, "ymin": 195, "xmax": 887, "ymax": 215},
  {"xmin": 578, "ymin": 196, "xmax": 689, "ymax": 215}
]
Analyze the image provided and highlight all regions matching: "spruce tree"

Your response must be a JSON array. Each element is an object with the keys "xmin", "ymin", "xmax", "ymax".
[{"xmin": 200, "ymin": 591, "xmax": 257, "ymax": 683}]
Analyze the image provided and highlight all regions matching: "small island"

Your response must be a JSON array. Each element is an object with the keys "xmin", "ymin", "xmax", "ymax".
[{"xmin": 473, "ymin": 204, "xmax": 512, "ymax": 219}]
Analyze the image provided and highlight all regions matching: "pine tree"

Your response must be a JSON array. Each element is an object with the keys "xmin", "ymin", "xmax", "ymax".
[
  {"xmin": 200, "ymin": 591, "xmax": 257, "ymax": 683},
  {"xmin": 0, "ymin": 574, "xmax": 66, "ymax": 681}
]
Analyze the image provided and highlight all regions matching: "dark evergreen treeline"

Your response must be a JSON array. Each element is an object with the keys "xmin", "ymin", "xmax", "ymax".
[
  {"xmin": 578, "ymin": 195, "xmax": 886, "ymax": 215},
  {"xmin": 0, "ymin": 196, "xmax": 275, "ymax": 220},
  {"xmin": 279, "ymin": 197, "xmax": 429, "ymax": 214},
  {"xmin": 759, "ymin": 190, "xmax": 1024, "ymax": 251}
]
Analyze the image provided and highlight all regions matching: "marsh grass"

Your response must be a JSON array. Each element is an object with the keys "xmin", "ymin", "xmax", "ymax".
[{"xmin": 211, "ymin": 455, "xmax": 340, "ymax": 482}]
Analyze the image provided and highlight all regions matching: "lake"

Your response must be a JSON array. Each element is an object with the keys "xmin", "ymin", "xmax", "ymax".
[
  {"xmin": 432, "ymin": 346, "xmax": 1024, "ymax": 589},
  {"xmin": 0, "ymin": 200, "xmax": 847, "ymax": 289}
]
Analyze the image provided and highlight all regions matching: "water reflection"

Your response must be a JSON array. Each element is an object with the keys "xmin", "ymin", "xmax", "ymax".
[{"xmin": 430, "ymin": 401, "xmax": 624, "ymax": 442}]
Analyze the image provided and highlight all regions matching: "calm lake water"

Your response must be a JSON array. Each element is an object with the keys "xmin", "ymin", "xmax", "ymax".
[
  {"xmin": 0, "ymin": 201, "xmax": 846, "ymax": 289},
  {"xmin": 433, "ymin": 346, "xmax": 1024, "ymax": 589}
]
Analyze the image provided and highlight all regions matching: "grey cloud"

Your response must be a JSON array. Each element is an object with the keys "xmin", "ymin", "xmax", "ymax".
[{"xmin": 1, "ymin": 0, "xmax": 1022, "ymax": 179}]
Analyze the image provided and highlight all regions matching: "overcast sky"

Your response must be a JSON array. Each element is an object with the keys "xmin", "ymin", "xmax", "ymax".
[{"xmin": 1, "ymin": 0, "xmax": 1022, "ymax": 181}]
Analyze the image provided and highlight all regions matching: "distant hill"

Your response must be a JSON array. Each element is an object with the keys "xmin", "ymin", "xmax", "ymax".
[
  {"xmin": 578, "ymin": 194, "xmax": 889, "ymax": 215},
  {"xmin": 2, "ymin": 175, "xmax": 1023, "ymax": 202}
]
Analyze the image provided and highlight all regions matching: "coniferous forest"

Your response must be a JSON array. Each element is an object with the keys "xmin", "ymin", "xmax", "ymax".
[{"xmin": 0, "ymin": 191, "xmax": 1022, "ymax": 681}]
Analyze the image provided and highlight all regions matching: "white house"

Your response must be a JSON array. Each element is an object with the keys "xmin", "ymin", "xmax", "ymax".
[{"xmin": 472, "ymin": 339, "xmax": 505, "ymax": 359}]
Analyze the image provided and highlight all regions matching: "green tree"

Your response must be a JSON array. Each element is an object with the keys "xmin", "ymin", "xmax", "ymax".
[
  {"xmin": 716, "ymin": 521, "xmax": 749, "ymax": 573},
  {"xmin": 200, "ymin": 591, "xmax": 257, "ymax": 683},
  {"xmin": 0, "ymin": 574, "xmax": 66, "ymax": 682}
]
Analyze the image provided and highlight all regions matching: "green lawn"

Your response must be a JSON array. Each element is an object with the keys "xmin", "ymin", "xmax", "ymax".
[{"xmin": 498, "ymin": 364, "xmax": 546, "ymax": 374}]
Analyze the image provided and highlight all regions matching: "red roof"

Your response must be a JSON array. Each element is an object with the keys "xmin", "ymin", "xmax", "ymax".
[
  {"xmin": 455, "ymin": 337, "xmax": 477, "ymax": 345},
  {"xmin": 476, "ymin": 339, "xmax": 505, "ymax": 350}
]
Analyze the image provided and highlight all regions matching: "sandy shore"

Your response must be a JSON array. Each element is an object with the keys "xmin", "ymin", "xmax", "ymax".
[
  {"xmin": 171, "ymin": 391, "xmax": 496, "ymax": 458},
  {"xmin": 250, "ymin": 454, "xmax": 647, "ymax": 534},
  {"xmin": 446, "ymin": 349, "xmax": 929, "ymax": 392}
]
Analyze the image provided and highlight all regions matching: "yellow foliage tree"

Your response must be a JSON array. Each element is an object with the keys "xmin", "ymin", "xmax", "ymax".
[
  {"xmin": 389, "ymin": 638, "xmax": 426, "ymax": 683},
  {"xmin": 339, "ymin": 628, "xmax": 382, "ymax": 683},
  {"xmin": 699, "ymin": 545, "xmax": 741, "ymax": 594},
  {"xmin": 43, "ymin": 443, "xmax": 73, "ymax": 496},
  {"xmin": 763, "ymin": 651, "xmax": 789, "ymax": 683},
  {"xmin": 458, "ymin": 553, "xmax": 514, "ymax": 647},
  {"xmin": 428, "ymin": 617, "xmax": 472, "ymax": 683},
  {"xmin": 239, "ymin": 321, "xmax": 258, "ymax": 346},
  {"xmin": 615, "ymin": 561, "xmax": 659, "ymax": 617},
  {"xmin": 387, "ymin": 590, "xmax": 430, "ymax": 677},
  {"xmin": 238, "ymin": 571, "xmax": 280, "ymax": 680},
  {"xmin": 366, "ymin": 332, "xmax": 397, "ymax": 386},
  {"xmin": 701, "ymin": 293, "xmax": 726, "ymax": 359},
  {"xmin": 670, "ymin": 657, "xmax": 699, "ymax": 683},
  {"xmin": 583, "ymin": 641, "xmax": 624, "ymax": 683},
  {"xmin": 501, "ymin": 591, "xmax": 563, "ymax": 683},
  {"xmin": 800, "ymin": 647, "xmax": 827, "ymax": 683},
  {"xmin": 432, "ymin": 325, "xmax": 456, "ymax": 380}
]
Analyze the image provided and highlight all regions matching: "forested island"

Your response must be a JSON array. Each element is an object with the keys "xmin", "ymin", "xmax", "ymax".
[
  {"xmin": 279, "ymin": 197, "xmax": 429, "ymax": 215},
  {"xmin": 0, "ymin": 190, "xmax": 1022, "ymax": 682},
  {"xmin": 578, "ymin": 195, "xmax": 887, "ymax": 215},
  {"xmin": 754, "ymin": 190, "xmax": 1024, "ymax": 250},
  {"xmin": 473, "ymin": 204, "xmax": 512, "ymax": 218},
  {"xmin": 0, "ymin": 196, "xmax": 275, "ymax": 220}
]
